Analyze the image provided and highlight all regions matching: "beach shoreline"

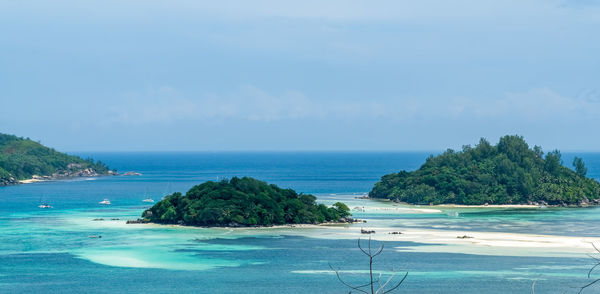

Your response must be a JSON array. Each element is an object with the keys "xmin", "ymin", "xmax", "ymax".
[
  {"xmin": 364, "ymin": 197, "xmax": 545, "ymax": 208},
  {"xmin": 433, "ymin": 204, "xmax": 540, "ymax": 208},
  {"xmin": 365, "ymin": 198, "xmax": 597, "ymax": 208},
  {"xmin": 115, "ymin": 219, "xmax": 600, "ymax": 257},
  {"xmin": 14, "ymin": 174, "xmax": 116, "ymax": 185},
  {"xmin": 18, "ymin": 178, "xmax": 48, "ymax": 184}
]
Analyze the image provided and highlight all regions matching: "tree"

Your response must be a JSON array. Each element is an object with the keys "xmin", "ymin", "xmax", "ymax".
[
  {"xmin": 573, "ymin": 157, "xmax": 588, "ymax": 177},
  {"xmin": 369, "ymin": 136, "xmax": 600, "ymax": 205},
  {"xmin": 330, "ymin": 238, "xmax": 407, "ymax": 294},
  {"xmin": 533, "ymin": 145, "xmax": 544, "ymax": 158},
  {"xmin": 0, "ymin": 133, "xmax": 112, "ymax": 185},
  {"xmin": 144, "ymin": 177, "xmax": 352, "ymax": 226},
  {"xmin": 333, "ymin": 202, "xmax": 351, "ymax": 217},
  {"xmin": 544, "ymin": 150, "xmax": 562, "ymax": 176}
]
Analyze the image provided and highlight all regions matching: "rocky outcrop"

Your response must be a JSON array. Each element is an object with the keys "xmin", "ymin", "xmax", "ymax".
[
  {"xmin": 122, "ymin": 171, "xmax": 142, "ymax": 176},
  {"xmin": 52, "ymin": 168, "xmax": 99, "ymax": 178},
  {"xmin": 0, "ymin": 167, "xmax": 107, "ymax": 187},
  {"xmin": 0, "ymin": 176, "xmax": 17, "ymax": 186},
  {"xmin": 126, "ymin": 218, "xmax": 150, "ymax": 224}
]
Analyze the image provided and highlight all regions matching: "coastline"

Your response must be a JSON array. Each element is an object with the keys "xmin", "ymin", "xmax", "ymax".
[
  {"xmin": 368, "ymin": 198, "xmax": 597, "ymax": 208},
  {"xmin": 18, "ymin": 178, "xmax": 48, "ymax": 184},
  {"xmin": 10, "ymin": 172, "xmax": 124, "ymax": 186},
  {"xmin": 366, "ymin": 198, "xmax": 546, "ymax": 208},
  {"xmin": 433, "ymin": 204, "xmax": 540, "ymax": 208},
  {"xmin": 107, "ymin": 218, "xmax": 600, "ymax": 257},
  {"xmin": 126, "ymin": 219, "xmax": 360, "ymax": 229}
]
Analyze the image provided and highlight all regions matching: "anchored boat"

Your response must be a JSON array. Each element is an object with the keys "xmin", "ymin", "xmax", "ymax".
[{"xmin": 99, "ymin": 199, "xmax": 111, "ymax": 205}]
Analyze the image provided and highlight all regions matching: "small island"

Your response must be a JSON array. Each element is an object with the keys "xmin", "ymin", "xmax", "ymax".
[
  {"xmin": 142, "ymin": 177, "xmax": 352, "ymax": 227},
  {"xmin": 370, "ymin": 135, "xmax": 600, "ymax": 206},
  {"xmin": 0, "ymin": 133, "xmax": 114, "ymax": 186}
]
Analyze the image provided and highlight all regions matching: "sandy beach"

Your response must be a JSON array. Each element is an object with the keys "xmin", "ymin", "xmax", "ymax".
[
  {"xmin": 18, "ymin": 178, "xmax": 46, "ymax": 184},
  {"xmin": 352, "ymin": 205, "xmax": 443, "ymax": 213},
  {"xmin": 82, "ymin": 216, "xmax": 600, "ymax": 258},
  {"xmin": 354, "ymin": 198, "xmax": 544, "ymax": 209},
  {"xmin": 434, "ymin": 204, "xmax": 540, "ymax": 208},
  {"xmin": 298, "ymin": 225, "xmax": 600, "ymax": 257}
]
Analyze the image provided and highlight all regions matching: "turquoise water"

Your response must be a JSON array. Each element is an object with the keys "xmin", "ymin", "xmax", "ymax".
[{"xmin": 1, "ymin": 152, "xmax": 600, "ymax": 293}]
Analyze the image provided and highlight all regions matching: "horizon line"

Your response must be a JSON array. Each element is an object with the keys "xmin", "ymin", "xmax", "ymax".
[{"xmin": 66, "ymin": 149, "xmax": 600, "ymax": 153}]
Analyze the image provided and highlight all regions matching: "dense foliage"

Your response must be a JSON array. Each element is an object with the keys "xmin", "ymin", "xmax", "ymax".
[
  {"xmin": 144, "ymin": 177, "xmax": 351, "ymax": 226},
  {"xmin": 370, "ymin": 135, "xmax": 600, "ymax": 205},
  {"xmin": 0, "ymin": 133, "xmax": 111, "ymax": 184}
]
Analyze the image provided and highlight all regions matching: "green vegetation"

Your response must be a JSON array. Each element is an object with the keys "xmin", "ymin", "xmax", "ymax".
[
  {"xmin": 143, "ymin": 177, "xmax": 352, "ymax": 226},
  {"xmin": 370, "ymin": 135, "xmax": 600, "ymax": 205},
  {"xmin": 0, "ymin": 133, "xmax": 111, "ymax": 185}
]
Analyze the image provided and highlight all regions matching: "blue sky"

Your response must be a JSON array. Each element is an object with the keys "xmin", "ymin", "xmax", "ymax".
[{"xmin": 1, "ymin": 0, "xmax": 600, "ymax": 151}]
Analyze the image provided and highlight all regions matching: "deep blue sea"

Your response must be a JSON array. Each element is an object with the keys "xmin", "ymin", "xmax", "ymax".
[{"xmin": 1, "ymin": 152, "xmax": 600, "ymax": 294}]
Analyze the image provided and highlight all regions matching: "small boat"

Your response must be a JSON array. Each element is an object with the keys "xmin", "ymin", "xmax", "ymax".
[
  {"xmin": 88, "ymin": 235, "xmax": 102, "ymax": 238},
  {"xmin": 38, "ymin": 203, "xmax": 52, "ymax": 209},
  {"xmin": 142, "ymin": 198, "xmax": 154, "ymax": 203},
  {"xmin": 99, "ymin": 199, "xmax": 111, "ymax": 205}
]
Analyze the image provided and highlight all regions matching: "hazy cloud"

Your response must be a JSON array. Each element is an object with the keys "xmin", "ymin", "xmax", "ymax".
[
  {"xmin": 2, "ymin": 1, "xmax": 600, "ymax": 151},
  {"xmin": 104, "ymin": 86, "xmax": 600, "ymax": 127},
  {"xmin": 105, "ymin": 85, "xmax": 325, "ymax": 124}
]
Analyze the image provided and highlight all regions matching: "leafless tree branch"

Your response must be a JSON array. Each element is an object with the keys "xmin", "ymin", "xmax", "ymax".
[
  {"xmin": 331, "ymin": 238, "xmax": 407, "ymax": 294},
  {"xmin": 575, "ymin": 278, "xmax": 600, "ymax": 294},
  {"xmin": 573, "ymin": 242, "xmax": 600, "ymax": 294},
  {"xmin": 329, "ymin": 263, "xmax": 370, "ymax": 294}
]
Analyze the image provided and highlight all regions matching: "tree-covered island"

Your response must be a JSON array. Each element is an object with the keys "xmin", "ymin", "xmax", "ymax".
[
  {"xmin": 370, "ymin": 135, "xmax": 600, "ymax": 206},
  {"xmin": 142, "ymin": 177, "xmax": 352, "ymax": 227},
  {"xmin": 0, "ymin": 133, "xmax": 113, "ymax": 186}
]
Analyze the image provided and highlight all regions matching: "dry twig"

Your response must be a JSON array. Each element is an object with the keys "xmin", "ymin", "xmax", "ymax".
[{"xmin": 330, "ymin": 238, "xmax": 408, "ymax": 294}]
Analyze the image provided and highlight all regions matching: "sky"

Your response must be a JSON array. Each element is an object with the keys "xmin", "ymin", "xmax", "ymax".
[{"xmin": 1, "ymin": 0, "xmax": 600, "ymax": 152}]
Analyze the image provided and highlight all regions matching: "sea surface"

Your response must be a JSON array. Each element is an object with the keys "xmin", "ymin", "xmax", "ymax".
[{"xmin": 1, "ymin": 152, "xmax": 600, "ymax": 294}]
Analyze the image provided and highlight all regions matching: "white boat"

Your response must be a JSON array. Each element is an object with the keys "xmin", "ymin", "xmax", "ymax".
[
  {"xmin": 142, "ymin": 198, "xmax": 154, "ymax": 203},
  {"xmin": 38, "ymin": 203, "xmax": 52, "ymax": 209},
  {"xmin": 99, "ymin": 199, "xmax": 111, "ymax": 205}
]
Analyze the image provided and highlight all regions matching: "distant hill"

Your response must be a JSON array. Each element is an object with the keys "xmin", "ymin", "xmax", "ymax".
[
  {"xmin": 0, "ymin": 133, "xmax": 113, "ymax": 186},
  {"xmin": 142, "ymin": 177, "xmax": 352, "ymax": 227},
  {"xmin": 369, "ymin": 135, "xmax": 600, "ymax": 206}
]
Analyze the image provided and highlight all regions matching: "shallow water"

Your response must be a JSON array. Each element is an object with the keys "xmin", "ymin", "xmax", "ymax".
[{"xmin": 1, "ymin": 152, "xmax": 600, "ymax": 293}]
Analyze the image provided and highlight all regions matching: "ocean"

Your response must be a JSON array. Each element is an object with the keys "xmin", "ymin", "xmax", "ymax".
[{"xmin": 1, "ymin": 152, "xmax": 600, "ymax": 293}]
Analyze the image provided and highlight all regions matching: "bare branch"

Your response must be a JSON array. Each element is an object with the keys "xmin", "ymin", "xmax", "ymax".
[
  {"xmin": 382, "ymin": 272, "xmax": 408, "ymax": 294},
  {"xmin": 376, "ymin": 273, "xmax": 384, "ymax": 294},
  {"xmin": 358, "ymin": 238, "xmax": 370, "ymax": 256},
  {"xmin": 576, "ymin": 242, "xmax": 600, "ymax": 294},
  {"xmin": 376, "ymin": 271, "xmax": 399, "ymax": 294},
  {"xmin": 591, "ymin": 242, "xmax": 600, "ymax": 254},
  {"xmin": 331, "ymin": 239, "xmax": 407, "ymax": 294},
  {"xmin": 329, "ymin": 263, "xmax": 370, "ymax": 294},
  {"xmin": 588, "ymin": 263, "xmax": 600, "ymax": 279},
  {"xmin": 574, "ymin": 278, "xmax": 600, "ymax": 294},
  {"xmin": 585, "ymin": 253, "xmax": 600, "ymax": 262},
  {"xmin": 372, "ymin": 244, "xmax": 385, "ymax": 258}
]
